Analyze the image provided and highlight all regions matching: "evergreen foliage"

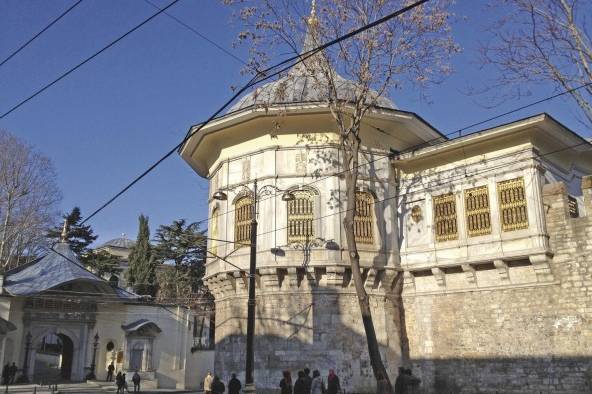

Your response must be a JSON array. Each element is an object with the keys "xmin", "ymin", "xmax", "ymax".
[
  {"xmin": 153, "ymin": 219, "xmax": 207, "ymax": 303},
  {"xmin": 127, "ymin": 214, "xmax": 156, "ymax": 296},
  {"xmin": 47, "ymin": 207, "xmax": 97, "ymax": 256}
]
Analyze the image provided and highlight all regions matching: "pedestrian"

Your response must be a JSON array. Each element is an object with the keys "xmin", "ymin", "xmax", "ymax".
[
  {"xmin": 132, "ymin": 371, "xmax": 141, "ymax": 393},
  {"xmin": 294, "ymin": 370, "xmax": 307, "ymax": 394},
  {"xmin": 310, "ymin": 370, "xmax": 323, "ymax": 394},
  {"xmin": 204, "ymin": 371, "xmax": 213, "ymax": 394},
  {"xmin": 326, "ymin": 369, "xmax": 341, "ymax": 394},
  {"xmin": 376, "ymin": 371, "xmax": 389, "ymax": 394},
  {"xmin": 1, "ymin": 363, "xmax": 9, "ymax": 386},
  {"xmin": 280, "ymin": 370, "xmax": 293, "ymax": 394},
  {"xmin": 228, "ymin": 373, "xmax": 242, "ymax": 394},
  {"xmin": 122, "ymin": 373, "xmax": 129, "ymax": 393},
  {"xmin": 303, "ymin": 368, "xmax": 312, "ymax": 394},
  {"xmin": 394, "ymin": 367, "xmax": 405, "ymax": 394},
  {"xmin": 404, "ymin": 368, "xmax": 420, "ymax": 394},
  {"xmin": 212, "ymin": 375, "xmax": 226, "ymax": 394},
  {"xmin": 8, "ymin": 363, "xmax": 17, "ymax": 384},
  {"xmin": 116, "ymin": 371, "xmax": 124, "ymax": 394},
  {"xmin": 107, "ymin": 362, "xmax": 115, "ymax": 382}
]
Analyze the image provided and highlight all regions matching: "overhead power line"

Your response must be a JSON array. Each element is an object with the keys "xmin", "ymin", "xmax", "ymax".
[
  {"xmin": 0, "ymin": 0, "xmax": 84, "ymax": 68},
  {"xmin": 77, "ymin": 0, "xmax": 431, "ymax": 225},
  {"xmin": 142, "ymin": 0, "xmax": 250, "ymax": 68},
  {"xmin": 0, "ymin": 0, "xmax": 182, "ymax": 119}
]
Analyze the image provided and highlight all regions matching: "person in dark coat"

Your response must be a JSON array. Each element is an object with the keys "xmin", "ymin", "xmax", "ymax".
[
  {"xmin": 132, "ymin": 371, "xmax": 141, "ymax": 393},
  {"xmin": 404, "ymin": 368, "xmax": 420, "ymax": 394},
  {"xmin": 106, "ymin": 362, "xmax": 115, "ymax": 382},
  {"xmin": 212, "ymin": 375, "xmax": 226, "ymax": 394},
  {"xmin": 326, "ymin": 369, "xmax": 341, "ymax": 394},
  {"xmin": 1, "ymin": 363, "xmax": 9, "ymax": 386},
  {"xmin": 115, "ymin": 371, "xmax": 124, "ymax": 394},
  {"xmin": 294, "ymin": 370, "xmax": 308, "ymax": 394},
  {"xmin": 394, "ymin": 367, "xmax": 405, "ymax": 394},
  {"xmin": 303, "ymin": 368, "xmax": 312, "ymax": 394},
  {"xmin": 280, "ymin": 370, "xmax": 293, "ymax": 394},
  {"xmin": 9, "ymin": 363, "xmax": 17, "ymax": 384},
  {"xmin": 228, "ymin": 373, "xmax": 242, "ymax": 394}
]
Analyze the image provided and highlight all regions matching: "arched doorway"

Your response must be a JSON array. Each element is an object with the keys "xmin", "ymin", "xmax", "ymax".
[{"xmin": 34, "ymin": 333, "xmax": 74, "ymax": 382}]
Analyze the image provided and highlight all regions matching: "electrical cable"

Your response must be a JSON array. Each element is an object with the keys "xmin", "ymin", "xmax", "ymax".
[
  {"xmin": 0, "ymin": 0, "xmax": 84, "ymax": 68},
  {"xmin": 0, "ymin": 0, "xmax": 182, "ymax": 119},
  {"xmin": 142, "ymin": 0, "xmax": 250, "ymax": 68},
  {"xmin": 75, "ymin": 0, "xmax": 431, "ymax": 225}
]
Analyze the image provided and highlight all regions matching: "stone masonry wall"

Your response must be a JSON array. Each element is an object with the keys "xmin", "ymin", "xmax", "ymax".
[
  {"xmin": 208, "ymin": 267, "xmax": 403, "ymax": 393},
  {"xmin": 402, "ymin": 178, "xmax": 592, "ymax": 393}
]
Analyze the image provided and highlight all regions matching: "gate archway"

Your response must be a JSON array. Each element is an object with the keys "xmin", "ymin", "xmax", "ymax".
[{"xmin": 34, "ymin": 333, "xmax": 74, "ymax": 382}]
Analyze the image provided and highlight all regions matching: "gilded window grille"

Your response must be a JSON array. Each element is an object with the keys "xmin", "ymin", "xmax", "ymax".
[
  {"xmin": 354, "ymin": 192, "xmax": 374, "ymax": 244},
  {"xmin": 287, "ymin": 191, "xmax": 314, "ymax": 243},
  {"xmin": 464, "ymin": 185, "xmax": 492, "ymax": 237},
  {"xmin": 497, "ymin": 177, "xmax": 529, "ymax": 231},
  {"xmin": 433, "ymin": 193, "xmax": 458, "ymax": 242},
  {"xmin": 235, "ymin": 196, "xmax": 253, "ymax": 247}
]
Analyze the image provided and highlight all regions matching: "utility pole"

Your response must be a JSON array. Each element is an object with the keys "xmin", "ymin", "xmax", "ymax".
[{"xmin": 244, "ymin": 179, "xmax": 258, "ymax": 393}]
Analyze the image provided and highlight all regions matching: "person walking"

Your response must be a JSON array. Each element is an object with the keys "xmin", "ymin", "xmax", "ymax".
[
  {"xmin": 228, "ymin": 373, "xmax": 241, "ymax": 394},
  {"xmin": 327, "ymin": 369, "xmax": 341, "ymax": 394},
  {"xmin": 310, "ymin": 370, "xmax": 323, "ymax": 394},
  {"xmin": 303, "ymin": 368, "xmax": 312, "ymax": 394},
  {"xmin": 212, "ymin": 375, "xmax": 226, "ymax": 394},
  {"xmin": 394, "ymin": 367, "xmax": 405, "ymax": 394},
  {"xmin": 132, "ymin": 371, "xmax": 141, "ymax": 393},
  {"xmin": 122, "ymin": 373, "xmax": 129, "ymax": 393},
  {"xmin": 204, "ymin": 371, "xmax": 213, "ymax": 394},
  {"xmin": 280, "ymin": 370, "xmax": 293, "ymax": 394},
  {"xmin": 116, "ymin": 371, "xmax": 124, "ymax": 394},
  {"xmin": 294, "ymin": 371, "xmax": 307, "ymax": 394},
  {"xmin": 1, "ymin": 363, "xmax": 9, "ymax": 386},
  {"xmin": 8, "ymin": 363, "xmax": 17, "ymax": 384},
  {"xmin": 106, "ymin": 362, "xmax": 115, "ymax": 382}
]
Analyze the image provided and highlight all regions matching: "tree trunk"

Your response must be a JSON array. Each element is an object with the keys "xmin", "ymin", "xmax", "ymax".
[
  {"xmin": 0, "ymin": 195, "xmax": 13, "ymax": 268},
  {"xmin": 342, "ymin": 138, "xmax": 394, "ymax": 394}
]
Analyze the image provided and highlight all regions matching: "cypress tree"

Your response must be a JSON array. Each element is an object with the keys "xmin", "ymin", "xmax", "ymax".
[
  {"xmin": 47, "ymin": 207, "xmax": 97, "ymax": 256},
  {"xmin": 127, "ymin": 214, "xmax": 156, "ymax": 296}
]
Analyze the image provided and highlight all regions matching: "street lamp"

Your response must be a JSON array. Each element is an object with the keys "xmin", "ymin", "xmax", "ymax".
[{"xmin": 213, "ymin": 179, "xmax": 294, "ymax": 393}]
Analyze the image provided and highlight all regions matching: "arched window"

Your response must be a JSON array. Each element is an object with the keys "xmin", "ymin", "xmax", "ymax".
[
  {"xmin": 235, "ymin": 196, "xmax": 254, "ymax": 247},
  {"xmin": 354, "ymin": 191, "xmax": 374, "ymax": 244},
  {"xmin": 210, "ymin": 207, "xmax": 219, "ymax": 255},
  {"xmin": 287, "ymin": 190, "xmax": 315, "ymax": 243}
]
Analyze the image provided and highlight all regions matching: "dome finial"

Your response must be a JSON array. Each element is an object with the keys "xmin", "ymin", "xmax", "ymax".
[
  {"xmin": 60, "ymin": 219, "xmax": 69, "ymax": 242},
  {"xmin": 308, "ymin": 0, "xmax": 318, "ymax": 26}
]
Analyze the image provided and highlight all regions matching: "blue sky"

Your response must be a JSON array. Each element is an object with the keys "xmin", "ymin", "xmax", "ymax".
[{"xmin": 0, "ymin": 0, "xmax": 588, "ymax": 245}]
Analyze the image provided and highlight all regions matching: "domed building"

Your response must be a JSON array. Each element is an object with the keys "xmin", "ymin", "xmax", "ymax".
[{"xmin": 180, "ymin": 6, "xmax": 592, "ymax": 394}]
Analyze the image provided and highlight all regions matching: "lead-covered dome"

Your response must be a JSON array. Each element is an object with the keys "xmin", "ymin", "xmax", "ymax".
[{"xmin": 228, "ymin": 4, "xmax": 396, "ymax": 113}]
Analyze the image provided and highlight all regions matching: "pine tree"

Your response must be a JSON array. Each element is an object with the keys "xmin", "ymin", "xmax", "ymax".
[
  {"xmin": 153, "ymin": 219, "xmax": 207, "ymax": 303},
  {"xmin": 127, "ymin": 214, "xmax": 156, "ymax": 296},
  {"xmin": 47, "ymin": 207, "xmax": 97, "ymax": 256}
]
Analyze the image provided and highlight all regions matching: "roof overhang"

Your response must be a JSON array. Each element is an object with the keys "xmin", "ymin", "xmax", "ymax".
[
  {"xmin": 395, "ymin": 113, "xmax": 592, "ymax": 172},
  {"xmin": 179, "ymin": 102, "xmax": 444, "ymax": 178},
  {"xmin": 0, "ymin": 317, "xmax": 16, "ymax": 335},
  {"xmin": 122, "ymin": 319, "xmax": 162, "ymax": 336}
]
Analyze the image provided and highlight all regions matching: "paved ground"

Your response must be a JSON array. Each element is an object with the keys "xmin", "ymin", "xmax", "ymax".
[{"xmin": 0, "ymin": 382, "xmax": 202, "ymax": 394}]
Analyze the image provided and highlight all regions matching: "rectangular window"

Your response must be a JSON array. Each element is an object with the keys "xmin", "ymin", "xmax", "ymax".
[
  {"xmin": 433, "ymin": 193, "xmax": 458, "ymax": 242},
  {"xmin": 497, "ymin": 177, "xmax": 529, "ymax": 231},
  {"xmin": 287, "ymin": 191, "xmax": 314, "ymax": 243},
  {"xmin": 568, "ymin": 195, "xmax": 579, "ymax": 218},
  {"xmin": 354, "ymin": 192, "xmax": 374, "ymax": 244},
  {"xmin": 465, "ymin": 185, "xmax": 492, "ymax": 237},
  {"xmin": 235, "ymin": 197, "xmax": 253, "ymax": 247}
]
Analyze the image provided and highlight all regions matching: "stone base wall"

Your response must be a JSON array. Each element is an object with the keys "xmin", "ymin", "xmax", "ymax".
[
  {"xmin": 207, "ymin": 267, "xmax": 402, "ymax": 393},
  {"xmin": 402, "ymin": 179, "xmax": 592, "ymax": 393}
]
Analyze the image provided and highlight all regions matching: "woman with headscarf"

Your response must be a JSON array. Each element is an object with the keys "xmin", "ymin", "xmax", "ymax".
[
  {"xmin": 280, "ymin": 370, "xmax": 293, "ymax": 394},
  {"xmin": 327, "ymin": 369, "xmax": 341, "ymax": 394}
]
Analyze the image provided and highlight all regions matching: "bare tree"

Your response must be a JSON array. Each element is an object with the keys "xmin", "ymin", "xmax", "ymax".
[
  {"xmin": 0, "ymin": 130, "xmax": 61, "ymax": 269},
  {"xmin": 224, "ymin": 1, "xmax": 458, "ymax": 392},
  {"xmin": 480, "ymin": 0, "xmax": 592, "ymax": 125}
]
